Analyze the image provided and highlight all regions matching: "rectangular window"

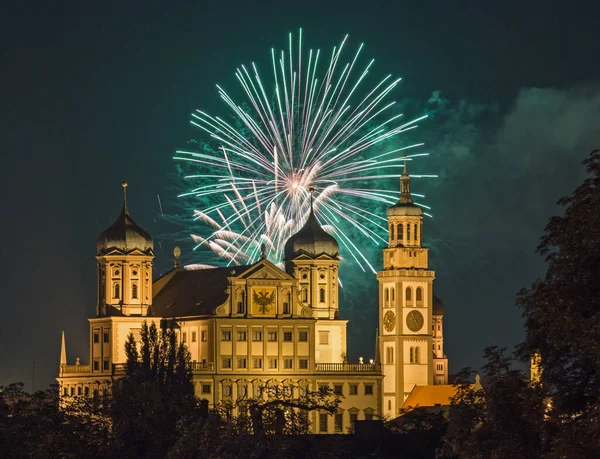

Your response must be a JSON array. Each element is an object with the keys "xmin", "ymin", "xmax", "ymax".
[
  {"xmin": 253, "ymin": 331, "xmax": 263, "ymax": 341},
  {"xmin": 283, "ymin": 331, "xmax": 293, "ymax": 342},
  {"xmin": 93, "ymin": 331, "xmax": 100, "ymax": 344},
  {"xmin": 319, "ymin": 384, "xmax": 329, "ymax": 393},
  {"xmin": 299, "ymin": 358, "xmax": 309, "ymax": 369},
  {"xmin": 334, "ymin": 413, "xmax": 343, "ymax": 433},
  {"xmin": 283, "ymin": 301, "xmax": 290, "ymax": 314},
  {"xmin": 298, "ymin": 331, "xmax": 308, "ymax": 342},
  {"xmin": 365, "ymin": 413, "xmax": 374, "ymax": 421},
  {"xmin": 334, "ymin": 384, "xmax": 343, "ymax": 396},
  {"xmin": 283, "ymin": 358, "xmax": 293, "ymax": 369},
  {"xmin": 182, "ymin": 332, "xmax": 187, "ymax": 343},
  {"xmin": 93, "ymin": 359, "xmax": 99, "ymax": 371},
  {"xmin": 84, "ymin": 386, "xmax": 89, "ymax": 397},
  {"xmin": 202, "ymin": 384, "xmax": 211, "ymax": 394},
  {"xmin": 364, "ymin": 384, "xmax": 373, "ymax": 395},
  {"xmin": 268, "ymin": 331, "xmax": 278, "ymax": 341},
  {"xmin": 201, "ymin": 331, "xmax": 207, "ymax": 341},
  {"xmin": 237, "ymin": 331, "xmax": 247, "ymax": 341},
  {"xmin": 237, "ymin": 358, "xmax": 247, "ymax": 369},
  {"xmin": 350, "ymin": 413, "xmax": 358, "ymax": 427},
  {"xmin": 319, "ymin": 331, "xmax": 329, "ymax": 345},
  {"xmin": 253, "ymin": 358, "xmax": 263, "ymax": 369},
  {"xmin": 237, "ymin": 301, "xmax": 244, "ymax": 314},
  {"xmin": 191, "ymin": 331, "xmax": 197, "ymax": 342},
  {"xmin": 103, "ymin": 331, "xmax": 109, "ymax": 343},
  {"xmin": 221, "ymin": 330, "xmax": 231, "ymax": 341},
  {"xmin": 349, "ymin": 384, "xmax": 358, "ymax": 395},
  {"xmin": 77, "ymin": 386, "xmax": 82, "ymax": 396},
  {"xmin": 103, "ymin": 358, "xmax": 110, "ymax": 371},
  {"xmin": 319, "ymin": 413, "xmax": 328, "ymax": 433},
  {"xmin": 268, "ymin": 358, "xmax": 278, "ymax": 369},
  {"xmin": 222, "ymin": 357, "xmax": 232, "ymax": 369}
]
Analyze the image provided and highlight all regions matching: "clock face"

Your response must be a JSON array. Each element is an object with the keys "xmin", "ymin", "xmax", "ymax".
[
  {"xmin": 383, "ymin": 310, "xmax": 396, "ymax": 332},
  {"xmin": 406, "ymin": 310, "xmax": 424, "ymax": 332}
]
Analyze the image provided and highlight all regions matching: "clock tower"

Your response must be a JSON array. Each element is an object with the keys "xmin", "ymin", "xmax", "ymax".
[{"xmin": 377, "ymin": 159, "xmax": 435, "ymax": 419}]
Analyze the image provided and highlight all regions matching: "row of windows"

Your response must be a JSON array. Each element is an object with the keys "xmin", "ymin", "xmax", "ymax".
[
  {"xmin": 92, "ymin": 358, "xmax": 110, "ymax": 371},
  {"xmin": 319, "ymin": 411, "xmax": 374, "ymax": 433},
  {"xmin": 299, "ymin": 288, "xmax": 327, "ymax": 303},
  {"xmin": 389, "ymin": 223, "xmax": 421, "ymax": 242},
  {"xmin": 112, "ymin": 283, "xmax": 138, "ymax": 299},
  {"xmin": 384, "ymin": 286, "xmax": 423, "ymax": 304},
  {"xmin": 221, "ymin": 357, "xmax": 310, "ymax": 370},
  {"xmin": 182, "ymin": 330, "xmax": 207, "ymax": 343},
  {"xmin": 319, "ymin": 383, "xmax": 374, "ymax": 396},
  {"xmin": 221, "ymin": 330, "xmax": 309, "ymax": 342},
  {"xmin": 409, "ymin": 346, "xmax": 421, "ymax": 364},
  {"xmin": 93, "ymin": 330, "xmax": 110, "ymax": 344}
]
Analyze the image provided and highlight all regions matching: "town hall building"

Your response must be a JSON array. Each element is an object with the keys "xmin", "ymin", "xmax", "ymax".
[{"xmin": 57, "ymin": 165, "xmax": 449, "ymax": 433}]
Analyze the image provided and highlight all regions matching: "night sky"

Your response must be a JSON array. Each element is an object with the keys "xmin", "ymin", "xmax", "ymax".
[{"xmin": 2, "ymin": 1, "xmax": 599, "ymax": 389}]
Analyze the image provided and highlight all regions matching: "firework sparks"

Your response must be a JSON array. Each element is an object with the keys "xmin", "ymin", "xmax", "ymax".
[{"xmin": 176, "ymin": 30, "xmax": 435, "ymax": 273}]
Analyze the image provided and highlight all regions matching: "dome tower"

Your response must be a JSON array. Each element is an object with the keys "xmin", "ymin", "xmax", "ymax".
[
  {"xmin": 283, "ymin": 189, "xmax": 340, "ymax": 319},
  {"xmin": 96, "ymin": 182, "xmax": 154, "ymax": 317}
]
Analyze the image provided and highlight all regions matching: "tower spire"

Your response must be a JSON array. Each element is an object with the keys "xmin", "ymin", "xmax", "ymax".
[
  {"xmin": 60, "ymin": 331, "xmax": 67, "ymax": 366},
  {"xmin": 122, "ymin": 181, "xmax": 129, "ymax": 214},
  {"xmin": 399, "ymin": 156, "xmax": 412, "ymax": 204},
  {"xmin": 309, "ymin": 187, "xmax": 315, "ymax": 213}
]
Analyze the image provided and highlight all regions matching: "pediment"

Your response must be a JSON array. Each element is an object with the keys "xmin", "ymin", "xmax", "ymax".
[{"xmin": 238, "ymin": 259, "xmax": 295, "ymax": 281}]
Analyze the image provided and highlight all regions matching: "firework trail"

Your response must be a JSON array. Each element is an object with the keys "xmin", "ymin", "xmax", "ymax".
[{"xmin": 175, "ymin": 30, "xmax": 435, "ymax": 273}]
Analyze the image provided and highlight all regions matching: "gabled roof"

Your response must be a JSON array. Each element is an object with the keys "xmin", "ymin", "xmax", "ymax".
[{"xmin": 151, "ymin": 265, "xmax": 251, "ymax": 317}]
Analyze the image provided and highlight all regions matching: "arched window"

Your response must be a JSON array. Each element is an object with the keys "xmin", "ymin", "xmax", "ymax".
[
  {"xmin": 388, "ymin": 400, "xmax": 392, "ymax": 410},
  {"xmin": 319, "ymin": 288, "xmax": 326, "ymax": 303},
  {"xmin": 407, "ymin": 223, "xmax": 411, "ymax": 241},
  {"xmin": 302, "ymin": 288, "xmax": 308, "ymax": 302},
  {"xmin": 391, "ymin": 288, "xmax": 395, "ymax": 302},
  {"xmin": 114, "ymin": 283, "xmax": 120, "ymax": 299},
  {"xmin": 390, "ymin": 225, "xmax": 395, "ymax": 241},
  {"xmin": 385, "ymin": 288, "xmax": 389, "ymax": 304},
  {"xmin": 131, "ymin": 283, "xmax": 138, "ymax": 299},
  {"xmin": 386, "ymin": 347, "xmax": 394, "ymax": 364},
  {"xmin": 414, "ymin": 224, "xmax": 418, "ymax": 242},
  {"xmin": 415, "ymin": 347, "xmax": 421, "ymax": 364},
  {"xmin": 416, "ymin": 287, "xmax": 423, "ymax": 302},
  {"xmin": 406, "ymin": 287, "xmax": 412, "ymax": 303},
  {"xmin": 398, "ymin": 224, "xmax": 404, "ymax": 241},
  {"xmin": 409, "ymin": 347, "xmax": 414, "ymax": 363}
]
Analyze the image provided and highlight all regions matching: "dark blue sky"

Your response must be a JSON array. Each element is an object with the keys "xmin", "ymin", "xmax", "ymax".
[{"xmin": 2, "ymin": 0, "xmax": 599, "ymax": 388}]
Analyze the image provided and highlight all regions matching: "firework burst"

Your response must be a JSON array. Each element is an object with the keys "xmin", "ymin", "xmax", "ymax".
[{"xmin": 176, "ymin": 30, "xmax": 435, "ymax": 273}]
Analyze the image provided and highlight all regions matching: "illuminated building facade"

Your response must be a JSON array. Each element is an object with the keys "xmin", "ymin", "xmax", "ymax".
[{"xmin": 58, "ymin": 174, "xmax": 448, "ymax": 433}]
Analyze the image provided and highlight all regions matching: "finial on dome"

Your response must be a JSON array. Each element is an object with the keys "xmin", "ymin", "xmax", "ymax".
[
  {"xmin": 173, "ymin": 246, "xmax": 181, "ymax": 268},
  {"xmin": 399, "ymin": 156, "xmax": 412, "ymax": 204},
  {"xmin": 260, "ymin": 243, "xmax": 266, "ymax": 260},
  {"xmin": 308, "ymin": 187, "xmax": 315, "ymax": 212},
  {"xmin": 122, "ymin": 181, "xmax": 129, "ymax": 213}
]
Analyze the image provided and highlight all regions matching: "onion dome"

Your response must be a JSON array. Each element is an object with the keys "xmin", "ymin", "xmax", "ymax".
[
  {"xmin": 96, "ymin": 182, "xmax": 153, "ymax": 255},
  {"xmin": 284, "ymin": 191, "xmax": 339, "ymax": 260},
  {"xmin": 433, "ymin": 295, "xmax": 445, "ymax": 315},
  {"xmin": 387, "ymin": 157, "xmax": 423, "ymax": 217}
]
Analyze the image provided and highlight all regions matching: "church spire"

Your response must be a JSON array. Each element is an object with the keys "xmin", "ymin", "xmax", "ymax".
[
  {"xmin": 399, "ymin": 156, "xmax": 412, "ymax": 204},
  {"xmin": 60, "ymin": 331, "xmax": 67, "ymax": 366}
]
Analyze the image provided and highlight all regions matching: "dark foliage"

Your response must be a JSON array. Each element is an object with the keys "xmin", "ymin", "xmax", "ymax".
[{"xmin": 517, "ymin": 149, "xmax": 600, "ymax": 455}]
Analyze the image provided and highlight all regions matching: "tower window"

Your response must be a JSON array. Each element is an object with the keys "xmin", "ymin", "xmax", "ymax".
[
  {"xmin": 415, "ymin": 347, "xmax": 421, "ymax": 364},
  {"xmin": 386, "ymin": 347, "xmax": 394, "ymax": 364},
  {"xmin": 406, "ymin": 287, "xmax": 412, "ymax": 303},
  {"xmin": 407, "ymin": 224, "xmax": 411, "ymax": 241},
  {"xmin": 398, "ymin": 224, "xmax": 403, "ymax": 241},
  {"xmin": 410, "ymin": 347, "xmax": 414, "ymax": 363},
  {"xmin": 390, "ymin": 225, "xmax": 395, "ymax": 241},
  {"xmin": 113, "ymin": 283, "xmax": 120, "ymax": 299},
  {"xmin": 131, "ymin": 284, "xmax": 138, "ymax": 299},
  {"xmin": 414, "ymin": 224, "xmax": 418, "ymax": 242},
  {"xmin": 385, "ymin": 288, "xmax": 389, "ymax": 304},
  {"xmin": 416, "ymin": 287, "xmax": 423, "ymax": 303},
  {"xmin": 319, "ymin": 288, "xmax": 325, "ymax": 303}
]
